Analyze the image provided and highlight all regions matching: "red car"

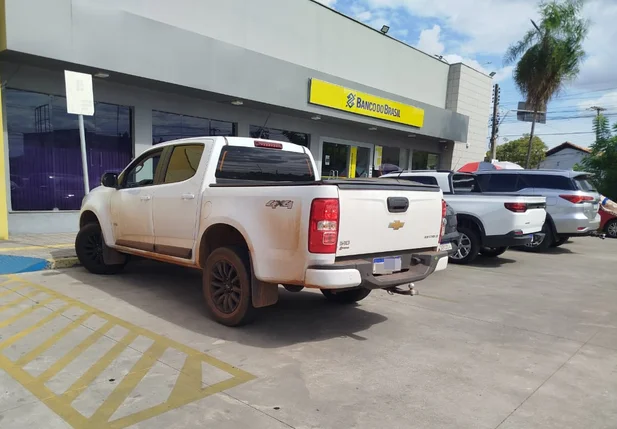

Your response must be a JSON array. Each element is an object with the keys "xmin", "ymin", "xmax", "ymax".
[{"xmin": 600, "ymin": 208, "xmax": 617, "ymax": 238}]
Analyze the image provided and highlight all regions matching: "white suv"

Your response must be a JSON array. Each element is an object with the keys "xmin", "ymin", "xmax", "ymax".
[{"xmin": 475, "ymin": 170, "xmax": 600, "ymax": 251}]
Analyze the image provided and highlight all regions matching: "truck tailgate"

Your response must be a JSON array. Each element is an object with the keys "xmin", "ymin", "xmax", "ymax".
[
  {"xmin": 512, "ymin": 196, "xmax": 547, "ymax": 234},
  {"xmin": 330, "ymin": 180, "xmax": 443, "ymax": 257}
]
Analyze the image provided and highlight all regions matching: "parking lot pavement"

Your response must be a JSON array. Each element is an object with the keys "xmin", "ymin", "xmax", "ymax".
[{"xmin": 0, "ymin": 238, "xmax": 615, "ymax": 429}]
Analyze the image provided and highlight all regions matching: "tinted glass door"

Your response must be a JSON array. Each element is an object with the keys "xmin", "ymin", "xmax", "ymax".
[{"xmin": 322, "ymin": 142, "xmax": 349, "ymax": 178}]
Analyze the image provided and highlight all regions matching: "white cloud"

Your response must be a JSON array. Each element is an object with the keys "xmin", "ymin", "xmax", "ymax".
[
  {"xmin": 577, "ymin": 90, "xmax": 617, "ymax": 112},
  {"xmin": 416, "ymin": 25, "xmax": 444, "ymax": 56},
  {"xmin": 314, "ymin": 0, "xmax": 337, "ymax": 7}
]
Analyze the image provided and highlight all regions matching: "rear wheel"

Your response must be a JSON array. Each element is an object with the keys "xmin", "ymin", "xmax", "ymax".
[
  {"xmin": 75, "ymin": 223, "xmax": 125, "ymax": 275},
  {"xmin": 449, "ymin": 226, "xmax": 480, "ymax": 264},
  {"xmin": 523, "ymin": 222, "xmax": 553, "ymax": 252},
  {"xmin": 480, "ymin": 246, "xmax": 508, "ymax": 257},
  {"xmin": 203, "ymin": 246, "xmax": 254, "ymax": 327},
  {"xmin": 321, "ymin": 288, "xmax": 371, "ymax": 304},
  {"xmin": 605, "ymin": 220, "xmax": 617, "ymax": 238},
  {"xmin": 551, "ymin": 236, "xmax": 569, "ymax": 247}
]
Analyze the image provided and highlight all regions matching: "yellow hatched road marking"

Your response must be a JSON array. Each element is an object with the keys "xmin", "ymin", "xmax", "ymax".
[
  {"xmin": 0, "ymin": 275, "xmax": 256, "ymax": 429},
  {"xmin": 61, "ymin": 331, "xmax": 139, "ymax": 403},
  {"xmin": 0, "ymin": 289, "xmax": 45, "ymax": 312},
  {"xmin": 0, "ymin": 296, "xmax": 57, "ymax": 328},
  {"xmin": 37, "ymin": 321, "xmax": 115, "ymax": 384},
  {"xmin": 15, "ymin": 311, "xmax": 93, "ymax": 367},
  {"xmin": 0, "ymin": 303, "xmax": 72, "ymax": 351}
]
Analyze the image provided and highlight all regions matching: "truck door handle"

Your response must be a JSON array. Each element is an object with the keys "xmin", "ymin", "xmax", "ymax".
[
  {"xmin": 140, "ymin": 195, "xmax": 151, "ymax": 201},
  {"xmin": 181, "ymin": 193, "xmax": 195, "ymax": 200}
]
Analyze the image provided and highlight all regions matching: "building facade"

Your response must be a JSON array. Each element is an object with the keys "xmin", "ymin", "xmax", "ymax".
[
  {"xmin": 538, "ymin": 142, "xmax": 591, "ymax": 170},
  {"xmin": 0, "ymin": 0, "xmax": 493, "ymax": 236}
]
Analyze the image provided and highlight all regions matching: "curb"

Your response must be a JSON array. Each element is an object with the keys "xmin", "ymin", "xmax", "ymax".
[{"xmin": 47, "ymin": 257, "xmax": 81, "ymax": 270}]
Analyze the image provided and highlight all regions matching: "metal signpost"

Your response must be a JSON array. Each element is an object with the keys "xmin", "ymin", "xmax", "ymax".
[{"xmin": 64, "ymin": 70, "xmax": 95, "ymax": 194}]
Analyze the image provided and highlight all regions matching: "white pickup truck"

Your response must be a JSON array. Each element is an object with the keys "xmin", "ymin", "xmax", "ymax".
[
  {"xmin": 381, "ymin": 171, "xmax": 547, "ymax": 264},
  {"xmin": 77, "ymin": 137, "xmax": 449, "ymax": 326}
]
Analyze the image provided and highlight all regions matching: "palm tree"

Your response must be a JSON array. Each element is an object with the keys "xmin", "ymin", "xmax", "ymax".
[{"xmin": 504, "ymin": 0, "xmax": 588, "ymax": 168}]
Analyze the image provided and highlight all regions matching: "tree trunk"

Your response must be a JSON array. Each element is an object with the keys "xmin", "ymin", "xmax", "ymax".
[{"xmin": 525, "ymin": 109, "xmax": 538, "ymax": 169}]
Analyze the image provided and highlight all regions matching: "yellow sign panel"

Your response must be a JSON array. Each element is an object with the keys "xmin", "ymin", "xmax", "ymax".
[
  {"xmin": 308, "ymin": 79, "xmax": 424, "ymax": 128},
  {"xmin": 348, "ymin": 146, "xmax": 357, "ymax": 178},
  {"xmin": 374, "ymin": 145, "xmax": 383, "ymax": 169}
]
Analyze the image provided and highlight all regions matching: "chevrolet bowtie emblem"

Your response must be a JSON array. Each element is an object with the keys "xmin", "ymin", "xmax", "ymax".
[{"xmin": 388, "ymin": 220, "xmax": 405, "ymax": 230}]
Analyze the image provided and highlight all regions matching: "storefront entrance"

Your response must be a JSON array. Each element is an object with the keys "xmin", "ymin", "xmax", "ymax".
[{"xmin": 322, "ymin": 141, "xmax": 372, "ymax": 179}]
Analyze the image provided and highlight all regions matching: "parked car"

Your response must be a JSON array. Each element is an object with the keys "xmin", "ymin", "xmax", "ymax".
[
  {"xmin": 600, "ymin": 208, "xmax": 617, "ymax": 238},
  {"xmin": 474, "ymin": 170, "xmax": 601, "ymax": 251},
  {"xmin": 380, "ymin": 171, "xmax": 547, "ymax": 264},
  {"xmin": 77, "ymin": 137, "xmax": 450, "ymax": 326}
]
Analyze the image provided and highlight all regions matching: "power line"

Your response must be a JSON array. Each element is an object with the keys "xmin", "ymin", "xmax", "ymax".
[{"xmin": 500, "ymin": 131, "xmax": 595, "ymax": 137}]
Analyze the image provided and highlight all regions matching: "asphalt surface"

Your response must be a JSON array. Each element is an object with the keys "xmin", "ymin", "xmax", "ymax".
[{"xmin": 0, "ymin": 237, "xmax": 615, "ymax": 428}]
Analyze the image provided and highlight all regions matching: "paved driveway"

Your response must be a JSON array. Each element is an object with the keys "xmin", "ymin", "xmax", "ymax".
[{"xmin": 0, "ymin": 238, "xmax": 616, "ymax": 428}]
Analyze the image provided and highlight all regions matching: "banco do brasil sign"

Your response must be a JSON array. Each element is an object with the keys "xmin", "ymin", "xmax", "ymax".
[{"xmin": 308, "ymin": 78, "xmax": 424, "ymax": 128}]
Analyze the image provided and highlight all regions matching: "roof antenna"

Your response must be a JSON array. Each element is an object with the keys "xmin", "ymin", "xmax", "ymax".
[{"xmin": 258, "ymin": 113, "xmax": 272, "ymax": 139}]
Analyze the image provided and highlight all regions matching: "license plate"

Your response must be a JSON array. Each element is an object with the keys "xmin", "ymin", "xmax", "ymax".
[
  {"xmin": 373, "ymin": 256, "xmax": 402, "ymax": 275},
  {"xmin": 438, "ymin": 243, "xmax": 452, "ymax": 251}
]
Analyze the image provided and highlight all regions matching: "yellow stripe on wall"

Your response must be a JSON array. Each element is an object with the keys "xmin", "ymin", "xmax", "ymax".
[{"xmin": 0, "ymin": 83, "xmax": 8, "ymax": 239}]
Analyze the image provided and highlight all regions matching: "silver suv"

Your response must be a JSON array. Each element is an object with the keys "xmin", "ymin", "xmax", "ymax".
[{"xmin": 474, "ymin": 170, "xmax": 600, "ymax": 251}]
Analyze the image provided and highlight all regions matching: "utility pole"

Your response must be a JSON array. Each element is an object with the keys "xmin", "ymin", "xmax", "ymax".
[
  {"xmin": 589, "ymin": 106, "xmax": 606, "ymax": 143},
  {"xmin": 489, "ymin": 84, "xmax": 500, "ymax": 161},
  {"xmin": 589, "ymin": 105, "xmax": 606, "ymax": 118}
]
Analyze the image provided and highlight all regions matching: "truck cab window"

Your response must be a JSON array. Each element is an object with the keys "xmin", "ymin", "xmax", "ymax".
[
  {"xmin": 164, "ymin": 144, "xmax": 205, "ymax": 184},
  {"xmin": 122, "ymin": 151, "xmax": 162, "ymax": 188}
]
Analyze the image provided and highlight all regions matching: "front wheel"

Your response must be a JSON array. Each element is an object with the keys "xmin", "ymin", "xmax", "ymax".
[
  {"xmin": 480, "ymin": 246, "xmax": 508, "ymax": 258},
  {"xmin": 203, "ymin": 246, "xmax": 254, "ymax": 327},
  {"xmin": 75, "ymin": 223, "xmax": 125, "ymax": 275},
  {"xmin": 605, "ymin": 220, "xmax": 617, "ymax": 238},
  {"xmin": 321, "ymin": 288, "xmax": 371, "ymax": 304},
  {"xmin": 449, "ymin": 226, "xmax": 480, "ymax": 264}
]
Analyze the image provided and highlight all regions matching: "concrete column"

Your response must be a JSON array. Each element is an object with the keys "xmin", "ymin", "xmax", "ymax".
[
  {"xmin": 0, "ymin": 84, "xmax": 9, "ymax": 239},
  {"xmin": 133, "ymin": 103, "xmax": 152, "ymax": 157}
]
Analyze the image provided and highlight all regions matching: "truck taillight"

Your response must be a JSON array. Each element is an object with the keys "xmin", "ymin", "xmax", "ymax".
[
  {"xmin": 308, "ymin": 198, "xmax": 339, "ymax": 254},
  {"xmin": 504, "ymin": 202, "xmax": 527, "ymax": 213},
  {"xmin": 559, "ymin": 195, "xmax": 594, "ymax": 204},
  {"xmin": 439, "ymin": 199, "xmax": 447, "ymax": 242}
]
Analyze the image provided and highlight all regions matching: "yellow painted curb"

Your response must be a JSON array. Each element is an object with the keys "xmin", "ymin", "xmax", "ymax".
[{"xmin": 47, "ymin": 257, "xmax": 80, "ymax": 270}]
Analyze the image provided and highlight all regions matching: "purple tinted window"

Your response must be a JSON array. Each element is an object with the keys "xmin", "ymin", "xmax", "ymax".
[
  {"xmin": 152, "ymin": 110, "xmax": 236, "ymax": 144},
  {"xmin": 7, "ymin": 89, "xmax": 133, "ymax": 211}
]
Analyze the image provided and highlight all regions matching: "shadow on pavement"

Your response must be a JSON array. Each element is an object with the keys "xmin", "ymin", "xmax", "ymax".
[
  {"xmin": 63, "ymin": 261, "xmax": 388, "ymax": 348},
  {"xmin": 510, "ymin": 246, "xmax": 576, "ymax": 255},
  {"xmin": 467, "ymin": 255, "xmax": 517, "ymax": 268}
]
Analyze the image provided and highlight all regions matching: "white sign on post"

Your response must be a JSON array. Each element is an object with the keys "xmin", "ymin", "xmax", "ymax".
[
  {"xmin": 65, "ymin": 70, "xmax": 95, "ymax": 194},
  {"xmin": 64, "ymin": 71, "xmax": 94, "ymax": 116}
]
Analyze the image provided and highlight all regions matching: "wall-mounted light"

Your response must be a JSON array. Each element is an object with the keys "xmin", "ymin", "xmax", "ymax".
[
  {"xmin": 380, "ymin": 25, "xmax": 390, "ymax": 34},
  {"xmin": 231, "ymin": 100, "xmax": 244, "ymax": 106},
  {"xmin": 94, "ymin": 72, "xmax": 110, "ymax": 79},
  {"xmin": 368, "ymin": 127, "xmax": 378, "ymax": 131},
  {"xmin": 407, "ymin": 134, "xmax": 416, "ymax": 138},
  {"xmin": 311, "ymin": 115, "xmax": 321, "ymax": 120}
]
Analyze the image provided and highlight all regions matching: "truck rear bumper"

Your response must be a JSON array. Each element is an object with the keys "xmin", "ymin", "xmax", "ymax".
[
  {"xmin": 306, "ymin": 250, "xmax": 448, "ymax": 290},
  {"xmin": 483, "ymin": 231, "xmax": 537, "ymax": 248}
]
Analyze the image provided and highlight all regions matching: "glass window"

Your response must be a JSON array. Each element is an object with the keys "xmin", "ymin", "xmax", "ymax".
[
  {"xmin": 379, "ymin": 146, "xmax": 410, "ymax": 174},
  {"xmin": 573, "ymin": 176, "xmax": 597, "ymax": 192},
  {"xmin": 152, "ymin": 111, "xmax": 236, "ymax": 144},
  {"xmin": 451, "ymin": 173, "xmax": 481, "ymax": 193},
  {"xmin": 122, "ymin": 150, "xmax": 163, "ymax": 188},
  {"xmin": 479, "ymin": 174, "xmax": 520, "ymax": 192},
  {"xmin": 216, "ymin": 146, "xmax": 314, "ymax": 182},
  {"xmin": 6, "ymin": 89, "xmax": 133, "ymax": 211},
  {"xmin": 249, "ymin": 125, "xmax": 309, "ymax": 147},
  {"xmin": 164, "ymin": 144, "xmax": 205, "ymax": 184},
  {"xmin": 412, "ymin": 151, "xmax": 440, "ymax": 170},
  {"xmin": 520, "ymin": 174, "xmax": 576, "ymax": 190},
  {"xmin": 400, "ymin": 176, "xmax": 439, "ymax": 186}
]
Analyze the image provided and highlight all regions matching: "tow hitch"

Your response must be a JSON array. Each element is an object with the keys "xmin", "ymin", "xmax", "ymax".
[{"xmin": 386, "ymin": 283, "xmax": 417, "ymax": 296}]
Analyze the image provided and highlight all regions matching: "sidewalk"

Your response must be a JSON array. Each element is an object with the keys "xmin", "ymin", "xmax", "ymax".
[{"xmin": 0, "ymin": 233, "xmax": 78, "ymax": 274}]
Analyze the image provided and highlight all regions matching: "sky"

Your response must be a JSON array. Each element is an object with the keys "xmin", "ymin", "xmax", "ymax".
[{"xmin": 314, "ymin": 0, "xmax": 617, "ymax": 150}]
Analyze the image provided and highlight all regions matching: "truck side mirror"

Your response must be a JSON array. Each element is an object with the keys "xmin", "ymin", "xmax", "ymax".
[{"xmin": 101, "ymin": 172, "xmax": 118, "ymax": 188}]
